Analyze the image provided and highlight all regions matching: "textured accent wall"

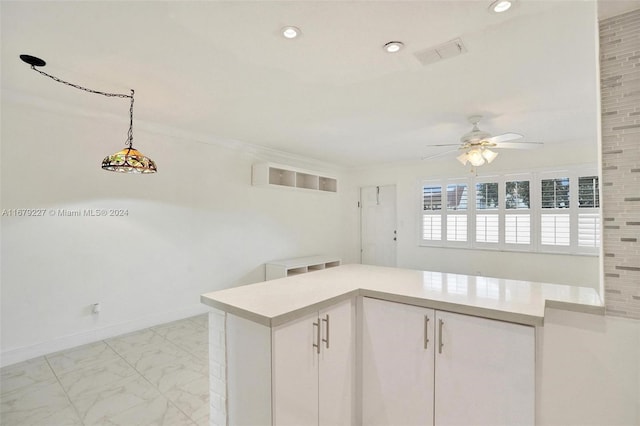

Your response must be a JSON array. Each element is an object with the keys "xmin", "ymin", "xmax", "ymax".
[
  {"xmin": 208, "ymin": 310, "xmax": 227, "ymax": 426},
  {"xmin": 600, "ymin": 8, "xmax": 640, "ymax": 319}
]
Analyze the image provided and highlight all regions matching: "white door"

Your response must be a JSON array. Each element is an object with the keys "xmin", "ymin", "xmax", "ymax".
[
  {"xmin": 318, "ymin": 299, "xmax": 355, "ymax": 426},
  {"xmin": 361, "ymin": 185, "xmax": 397, "ymax": 266},
  {"xmin": 362, "ymin": 298, "xmax": 435, "ymax": 426},
  {"xmin": 434, "ymin": 311, "xmax": 535, "ymax": 426},
  {"xmin": 272, "ymin": 311, "xmax": 319, "ymax": 426}
]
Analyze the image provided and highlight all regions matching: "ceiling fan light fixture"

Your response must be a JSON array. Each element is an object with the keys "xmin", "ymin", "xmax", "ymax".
[
  {"xmin": 482, "ymin": 148, "xmax": 499, "ymax": 164},
  {"xmin": 467, "ymin": 148, "xmax": 486, "ymax": 167},
  {"xmin": 489, "ymin": 0, "xmax": 513, "ymax": 13},
  {"xmin": 431, "ymin": 115, "xmax": 531, "ymax": 168},
  {"xmin": 457, "ymin": 152, "xmax": 470, "ymax": 165}
]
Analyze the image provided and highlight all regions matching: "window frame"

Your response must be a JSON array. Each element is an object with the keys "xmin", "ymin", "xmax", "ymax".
[
  {"xmin": 418, "ymin": 166, "xmax": 600, "ymax": 256},
  {"xmin": 420, "ymin": 178, "xmax": 472, "ymax": 248},
  {"xmin": 503, "ymin": 173, "xmax": 534, "ymax": 251},
  {"xmin": 576, "ymin": 175, "xmax": 601, "ymax": 252},
  {"xmin": 473, "ymin": 178, "xmax": 501, "ymax": 248},
  {"xmin": 538, "ymin": 171, "xmax": 572, "ymax": 253}
]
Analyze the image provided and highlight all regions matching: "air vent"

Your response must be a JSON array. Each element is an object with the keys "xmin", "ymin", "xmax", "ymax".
[{"xmin": 414, "ymin": 38, "xmax": 467, "ymax": 66}]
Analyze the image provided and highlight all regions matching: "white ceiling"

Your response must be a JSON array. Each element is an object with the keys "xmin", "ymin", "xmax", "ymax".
[{"xmin": 1, "ymin": 1, "xmax": 634, "ymax": 168}]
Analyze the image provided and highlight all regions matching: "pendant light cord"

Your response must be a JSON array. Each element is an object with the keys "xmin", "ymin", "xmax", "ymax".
[{"xmin": 29, "ymin": 65, "xmax": 135, "ymax": 148}]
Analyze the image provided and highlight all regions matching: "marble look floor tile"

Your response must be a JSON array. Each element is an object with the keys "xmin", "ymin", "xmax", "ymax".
[
  {"xmin": 141, "ymin": 355, "xmax": 208, "ymax": 394},
  {"xmin": 164, "ymin": 375, "xmax": 209, "ymax": 421},
  {"xmin": 58, "ymin": 357, "xmax": 139, "ymax": 399},
  {"xmin": 152, "ymin": 319, "xmax": 204, "ymax": 340},
  {"xmin": 2, "ymin": 317, "xmax": 211, "ymax": 426},
  {"xmin": 103, "ymin": 395, "xmax": 195, "ymax": 426},
  {"xmin": 118, "ymin": 340, "xmax": 191, "ymax": 375},
  {"xmin": 194, "ymin": 415, "xmax": 210, "ymax": 426},
  {"xmin": 46, "ymin": 341, "xmax": 121, "ymax": 376},
  {"xmin": 188, "ymin": 347, "xmax": 209, "ymax": 363},
  {"xmin": 70, "ymin": 374, "xmax": 161, "ymax": 425},
  {"xmin": 168, "ymin": 329, "xmax": 208, "ymax": 353},
  {"xmin": 0, "ymin": 378, "xmax": 81, "ymax": 425},
  {"xmin": 0, "ymin": 356, "xmax": 56, "ymax": 395},
  {"xmin": 187, "ymin": 314, "xmax": 208, "ymax": 329},
  {"xmin": 106, "ymin": 328, "xmax": 166, "ymax": 355},
  {"xmin": 4, "ymin": 404, "xmax": 83, "ymax": 426},
  {"xmin": 188, "ymin": 314, "xmax": 208, "ymax": 327}
]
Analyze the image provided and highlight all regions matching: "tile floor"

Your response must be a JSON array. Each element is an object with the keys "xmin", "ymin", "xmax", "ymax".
[{"xmin": 0, "ymin": 314, "xmax": 209, "ymax": 426}]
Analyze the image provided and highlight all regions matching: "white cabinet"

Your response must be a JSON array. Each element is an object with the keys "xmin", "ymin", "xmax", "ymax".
[
  {"xmin": 362, "ymin": 298, "xmax": 535, "ymax": 426},
  {"xmin": 434, "ymin": 310, "xmax": 535, "ymax": 425},
  {"xmin": 272, "ymin": 311, "xmax": 318, "ymax": 425},
  {"xmin": 221, "ymin": 298, "xmax": 354, "ymax": 426},
  {"xmin": 265, "ymin": 256, "xmax": 341, "ymax": 280},
  {"xmin": 273, "ymin": 298, "xmax": 355, "ymax": 426},
  {"xmin": 362, "ymin": 298, "xmax": 435, "ymax": 426}
]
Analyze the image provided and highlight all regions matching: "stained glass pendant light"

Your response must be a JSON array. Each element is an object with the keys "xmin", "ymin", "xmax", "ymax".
[{"xmin": 19, "ymin": 54, "xmax": 157, "ymax": 174}]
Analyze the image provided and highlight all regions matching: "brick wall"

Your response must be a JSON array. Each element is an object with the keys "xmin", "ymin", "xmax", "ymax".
[
  {"xmin": 600, "ymin": 8, "xmax": 640, "ymax": 319},
  {"xmin": 208, "ymin": 309, "xmax": 227, "ymax": 426}
]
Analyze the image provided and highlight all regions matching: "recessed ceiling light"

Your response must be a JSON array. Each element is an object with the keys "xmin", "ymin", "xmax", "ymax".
[
  {"xmin": 383, "ymin": 41, "xmax": 404, "ymax": 53},
  {"xmin": 489, "ymin": 0, "xmax": 512, "ymax": 13},
  {"xmin": 281, "ymin": 26, "xmax": 301, "ymax": 39}
]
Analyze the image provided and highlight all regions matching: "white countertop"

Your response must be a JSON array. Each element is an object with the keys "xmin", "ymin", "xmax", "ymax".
[{"xmin": 200, "ymin": 264, "xmax": 604, "ymax": 327}]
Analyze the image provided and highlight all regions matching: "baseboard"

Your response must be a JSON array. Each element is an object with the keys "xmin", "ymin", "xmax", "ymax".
[{"xmin": 0, "ymin": 303, "xmax": 211, "ymax": 368}]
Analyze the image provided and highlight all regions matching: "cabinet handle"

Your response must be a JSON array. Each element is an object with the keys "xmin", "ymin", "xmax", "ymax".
[
  {"xmin": 424, "ymin": 315, "xmax": 430, "ymax": 349},
  {"xmin": 438, "ymin": 319, "xmax": 444, "ymax": 354},
  {"xmin": 313, "ymin": 320, "xmax": 321, "ymax": 354},
  {"xmin": 322, "ymin": 314, "xmax": 330, "ymax": 349}
]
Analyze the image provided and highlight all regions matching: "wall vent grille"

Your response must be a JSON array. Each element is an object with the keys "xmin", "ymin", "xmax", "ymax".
[{"xmin": 414, "ymin": 38, "xmax": 467, "ymax": 66}]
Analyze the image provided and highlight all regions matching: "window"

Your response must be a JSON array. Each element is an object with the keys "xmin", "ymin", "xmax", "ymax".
[
  {"xmin": 422, "ymin": 185, "xmax": 442, "ymax": 241},
  {"xmin": 505, "ymin": 180, "xmax": 530, "ymax": 209},
  {"xmin": 540, "ymin": 177, "xmax": 570, "ymax": 247},
  {"xmin": 476, "ymin": 182, "xmax": 499, "ymax": 209},
  {"xmin": 421, "ymin": 181, "xmax": 469, "ymax": 245},
  {"xmin": 423, "ymin": 216, "xmax": 442, "ymax": 241},
  {"xmin": 577, "ymin": 176, "xmax": 600, "ymax": 249},
  {"xmin": 419, "ymin": 167, "xmax": 599, "ymax": 255},
  {"xmin": 541, "ymin": 178, "xmax": 570, "ymax": 208},
  {"xmin": 505, "ymin": 180, "xmax": 531, "ymax": 245},
  {"xmin": 578, "ymin": 176, "xmax": 599, "ymax": 207},
  {"xmin": 541, "ymin": 214, "xmax": 570, "ymax": 245},
  {"xmin": 505, "ymin": 215, "xmax": 531, "ymax": 245},
  {"xmin": 578, "ymin": 213, "xmax": 600, "ymax": 248},
  {"xmin": 423, "ymin": 185, "xmax": 443, "ymax": 211},
  {"xmin": 475, "ymin": 182, "xmax": 499, "ymax": 243},
  {"xmin": 446, "ymin": 184, "xmax": 468, "ymax": 242}
]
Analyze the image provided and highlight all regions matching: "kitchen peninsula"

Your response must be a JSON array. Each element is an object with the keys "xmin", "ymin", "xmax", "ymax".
[{"xmin": 201, "ymin": 264, "xmax": 603, "ymax": 426}]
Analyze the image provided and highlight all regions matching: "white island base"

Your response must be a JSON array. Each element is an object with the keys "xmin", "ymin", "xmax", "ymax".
[{"xmin": 201, "ymin": 264, "xmax": 603, "ymax": 426}]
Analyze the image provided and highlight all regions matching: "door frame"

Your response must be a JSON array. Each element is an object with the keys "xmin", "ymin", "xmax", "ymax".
[{"xmin": 359, "ymin": 184, "xmax": 398, "ymax": 266}]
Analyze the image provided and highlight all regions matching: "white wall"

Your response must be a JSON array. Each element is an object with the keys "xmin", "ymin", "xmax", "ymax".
[
  {"xmin": 0, "ymin": 100, "xmax": 348, "ymax": 366},
  {"xmin": 538, "ymin": 308, "xmax": 640, "ymax": 425},
  {"xmin": 342, "ymin": 144, "xmax": 600, "ymax": 289}
]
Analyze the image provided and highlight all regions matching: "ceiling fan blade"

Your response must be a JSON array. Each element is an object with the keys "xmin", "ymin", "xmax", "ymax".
[
  {"xmin": 487, "ymin": 132, "xmax": 523, "ymax": 143},
  {"xmin": 428, "ymin": 143, "xmax": 462, "ymax": 147},
  {"xmin": 495, "ymin": 141, "xmax": 544, "ymax": 149},
  {"xmin": 421, "ymin": 149, "xmax": 459, "ymax": 161}
]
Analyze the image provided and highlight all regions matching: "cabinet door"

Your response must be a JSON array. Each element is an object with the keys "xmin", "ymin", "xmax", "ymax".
[
  {"xmin": 362, "ymin": 298, "xmax": 435, "ymax": 426},
  {"xmin": 319, "ymin": 298, "xmax": 355, "ymax": 426},
  {"xmin": 272, "ymin": 311, "xmax": 319, "ymax": 426},
  {"xmin": 434, "ymin": 311, "xmax": 535, "ymax": 426}
]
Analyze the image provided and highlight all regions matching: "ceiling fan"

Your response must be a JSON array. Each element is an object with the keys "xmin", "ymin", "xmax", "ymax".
[{"xmin": 423, "ymin": 115, "xmax": 543, "ymax": 167}]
